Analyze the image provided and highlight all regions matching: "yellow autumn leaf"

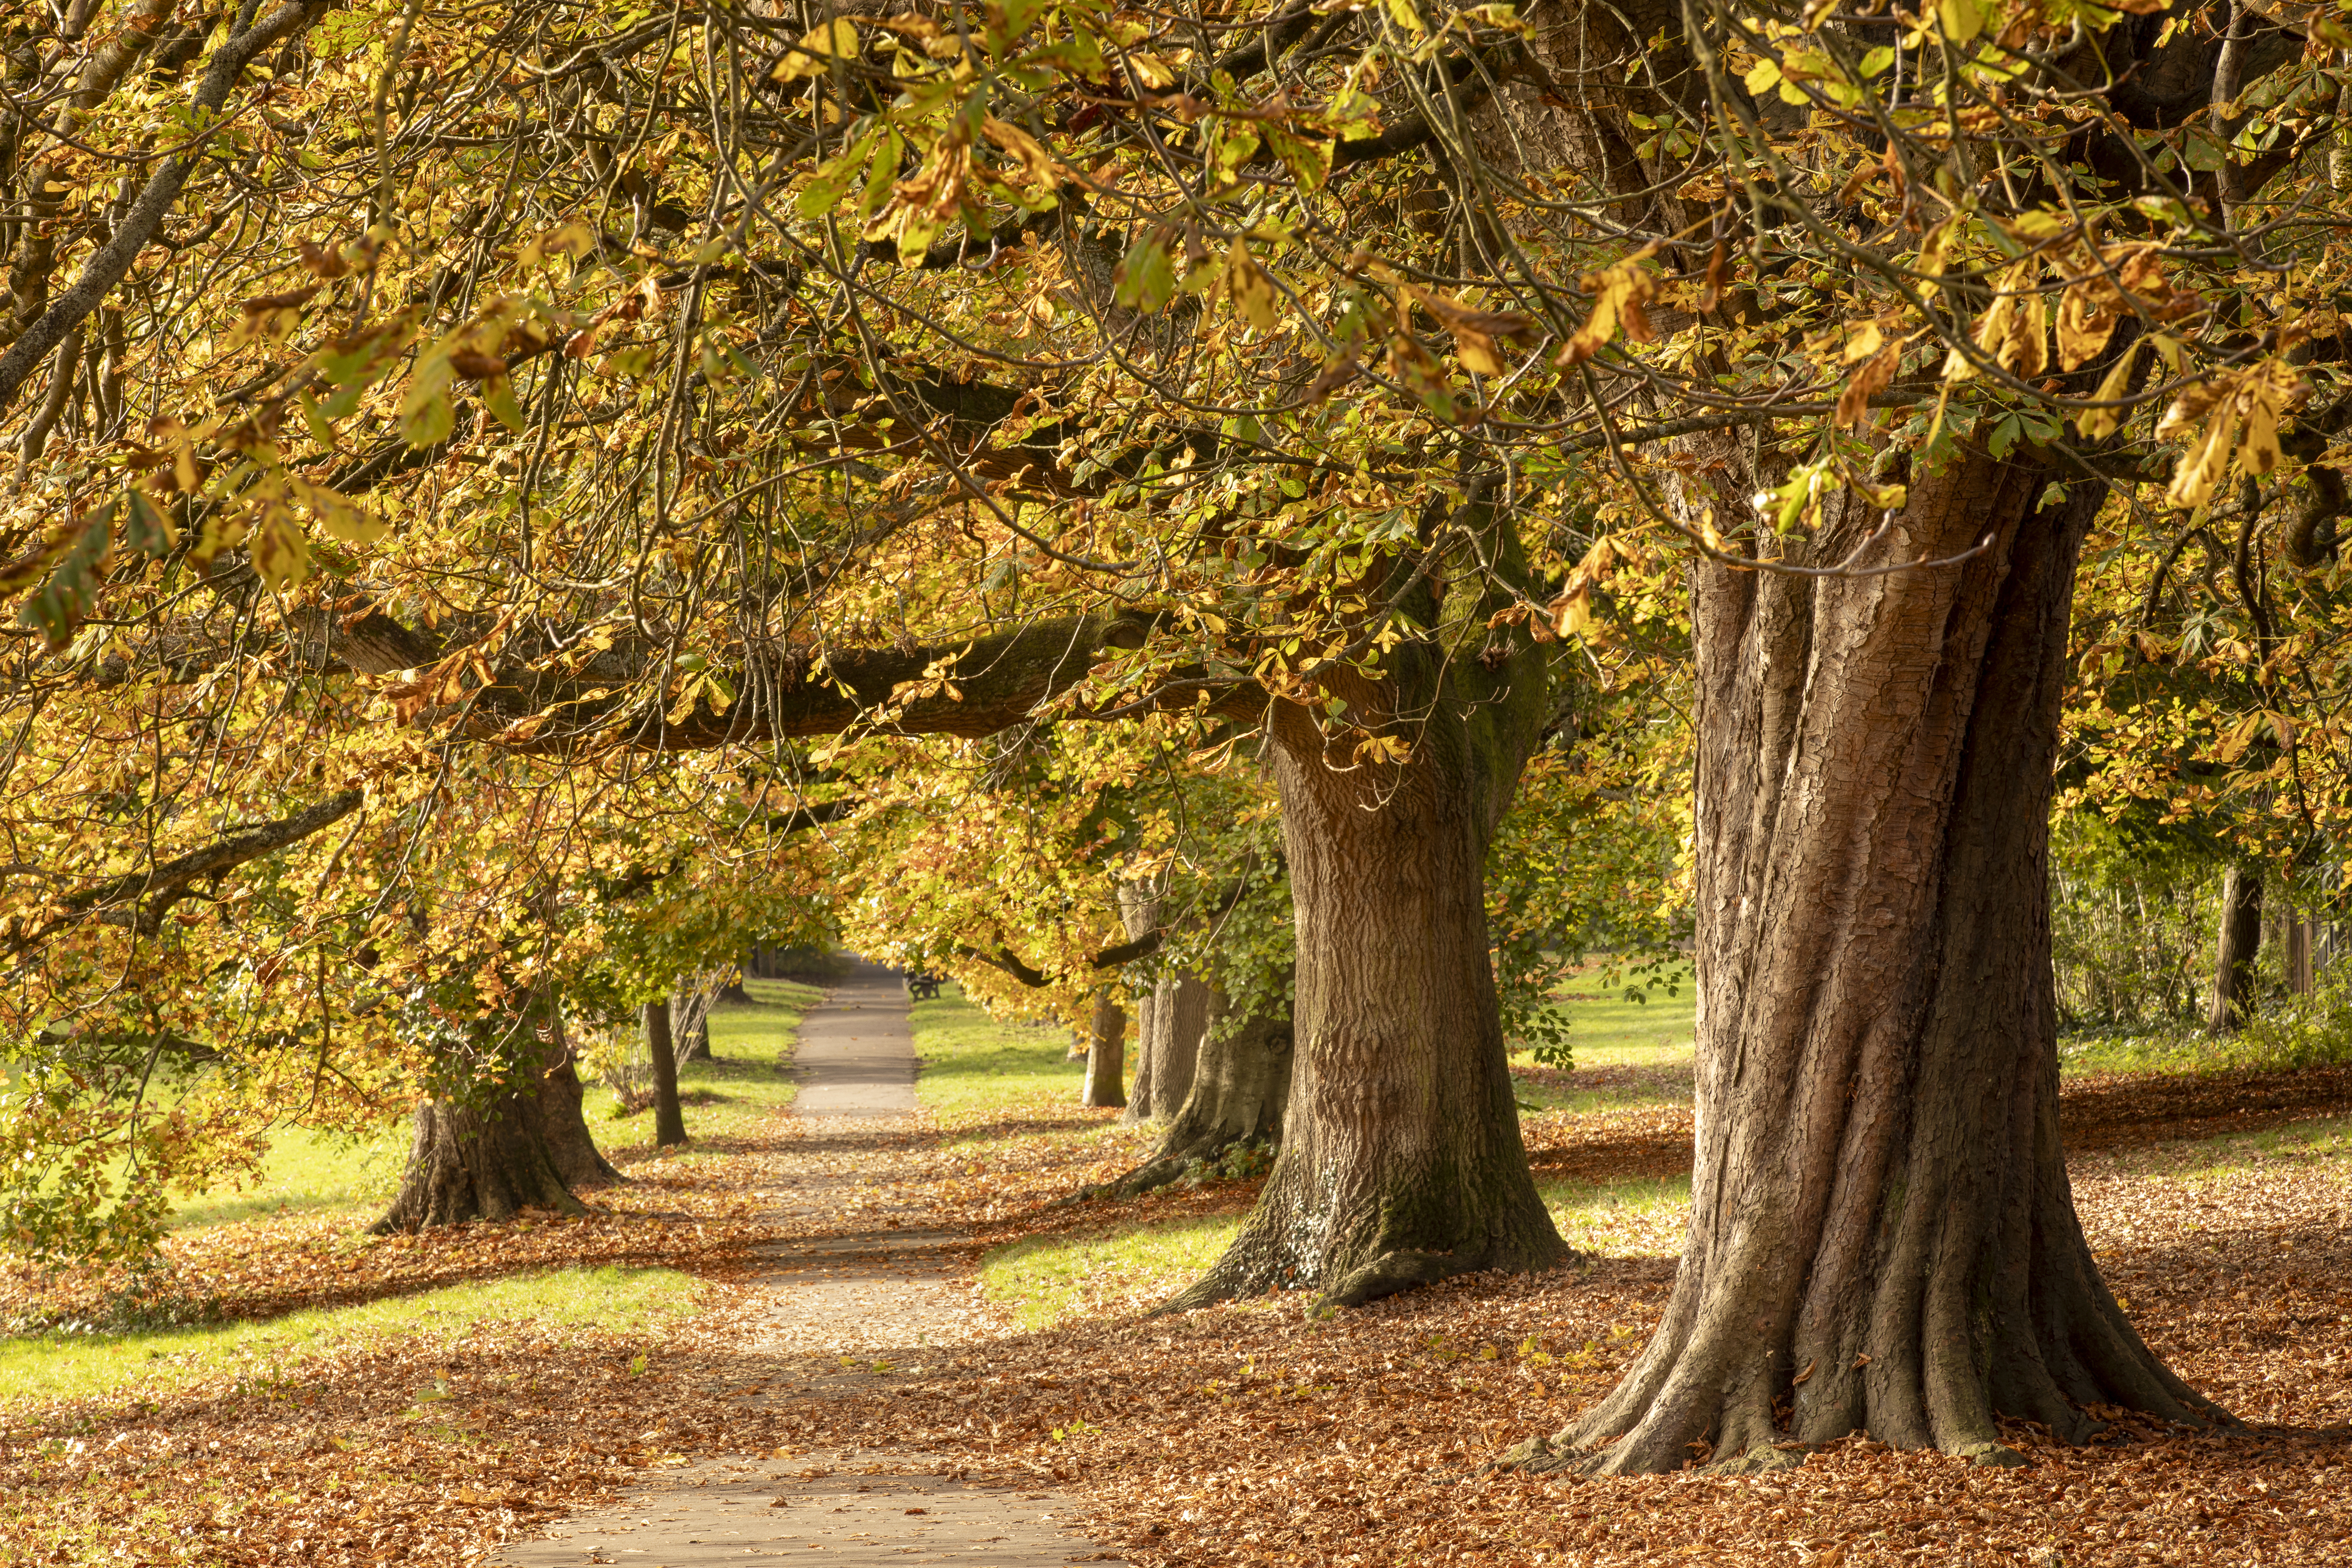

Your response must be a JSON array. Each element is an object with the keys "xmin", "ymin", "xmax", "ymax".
[
  {"xmin": 2073, "ymin": 340, "xmax": 2141, "ymax": 441},
  {"xmin": 1556, "ymin": 246, "xmax": 1658, "ymax": 367},
  {"xmin": 2164, "ymin": 397, "xmax": 2238, "ymax": 511},
  {"xmin": 1226, "ymin": 240, "xmax": 1278, "ymax": 331},
  {"xmin": 774, "ymin": 19, "xmax": 860, "ymax": 81},
  {"xmin": 981, "ymin": 117, "xmax": 1058, "ymax": 192}
]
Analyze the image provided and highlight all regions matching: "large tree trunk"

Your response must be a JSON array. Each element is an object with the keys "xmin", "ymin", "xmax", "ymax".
[
  {"xmin": 1520, "ymin": 456, "xmax": 2225, "ymax": 1476},
  {"xmin": 646, "ymin": 997, "xmax": 688, "ymax": 1146},
  {"xmin": 374, "ymin": 1008, "xmax": 621, "ymax": 1232},
  {"xmin": 1169, "ymin": 628, "xmax": 1568, "ymax": 1308},
  {"xmin": 374, "ymin": 1067, "xmax": 609, "ymax": 1231},
  {"xmin": 1081, "ymin": 992, "xmax": 1127, "ymax": 1108},
  {"xmin": 2209, "ymin": 864, "xmax": 2263, "ymax": 1030}
]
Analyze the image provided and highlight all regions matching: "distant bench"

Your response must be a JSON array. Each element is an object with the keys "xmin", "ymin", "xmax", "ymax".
[{"xmin": 906, "ymin": 972, "xmax": 943, "ymax": 1001}]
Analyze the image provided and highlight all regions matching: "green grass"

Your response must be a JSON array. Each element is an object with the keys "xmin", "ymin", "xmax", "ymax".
[
  {"xmin": 910, "ymin": 984, "xmax": 1097, "ymax": 1122},
  {"xmin": 0, "ymin": 1264, "xmax": 697, "ymax": 1409},
  {"xmin": 980, "ymin": 1213, "xmax": 1240, "ymax": 1328},
  {"xmin": 166, "ymin": 1124, "xmax": 415, "ymax": 1231},
  {"xmin": 975, "ymin": 1170, "xmax": 1699, "ymax": 1328},
  {"xmin": 589, "ymin": 978, "xmax": 824, "ymax": 1153},
  {"xmin": 155, "ymin": 978, "xmax": 822, "ymax": 1226},
  {"xmin": 1510, "ymin": 963, "xmax": 1698, "ymax": 1111},
  {"xmin": 1540, "ymin": 1174, "xmax": 1692, "ymax": 1258}
]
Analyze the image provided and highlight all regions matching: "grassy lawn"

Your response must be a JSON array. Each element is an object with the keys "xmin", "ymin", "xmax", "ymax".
[
  {"xmin": 590, "ymin": 978, "xmax": 824, "ymax": 1154},
  {"xmin": 910, "ymin": 984, "xmax": 1098, "ymax": 1123},
  {"xmin": 0, "ymin": 1265, "xmax": 697, "ymax": 1410},
  {"xmin": 154, "ymin": 978, "xmax": 823, "ymax": 1226},
  {"xmin": 974, "ymin": 1170, "xmax": 1698, "ymax": 1329},
  {"xmin": 1509, "ymin": 961, "xmax": 1698, "ymax": 1112}
]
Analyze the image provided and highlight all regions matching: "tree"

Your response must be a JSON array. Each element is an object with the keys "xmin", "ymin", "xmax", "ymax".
[
  {"xmin": 2209, "ymin": 862, "xmax": 2266, "ymax": 1031},
  {"xmin": 1079, "ymin": 991, "xmax": 1128, "ymax": 1108}
]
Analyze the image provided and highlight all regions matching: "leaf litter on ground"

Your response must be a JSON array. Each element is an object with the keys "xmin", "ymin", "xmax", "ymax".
[{"xmin": 4, "ymin": 1065, "xmax": 2352, "ymax": 1564}]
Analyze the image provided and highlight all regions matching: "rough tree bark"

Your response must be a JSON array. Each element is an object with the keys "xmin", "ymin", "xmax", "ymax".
[
  {"xmin": 536, "ymin": 1047, "xmax": 624, "ymax": 1189},
  {"xmin": 1125, "ymin": 979, "xmax": 1163, "ymax": 1122},
  {"xmin": 1100, "ymin": 982, "xmax": 1291, "ymax": 1197},
  {"xmin": 646, "ymin": 997, "xmax": 688, "ymax": 1147},
  {"xmin": 1168, "ymin": 530, "xmax": 1569, "ymax": 1308},
  {"xmin": 373, "ymin": 995, "xmax": 622, "ymax": 1232},
  {"xmin": 1512, "ymin": 456, "xmax": 2227, "ymax": 1476},
  {"xmin": 1117, "ymin": 882, "xmax": 1165, "ymax": 1123},
  {"xmin": 1155, "ymin": 975, "xmax": 1211, "ymax": 1116},
  {"xmin": 1121, "ymin": 969, "xmax": 1214, "ymax": 1126},
  {"xmin": 1081, "ymin": 992, "xmax": 1128, "ymax": 1108},
  {"xmin": 2209, "ymin": 864, "xmax": 2263, "ymax": 1031}
]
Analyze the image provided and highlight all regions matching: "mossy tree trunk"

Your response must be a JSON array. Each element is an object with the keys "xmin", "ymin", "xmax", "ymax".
[
  {"xmin": 1523, "ymin": 456, "xmax": 2226, "ymax": 1476},
  {"xmin": 1101, "ymin": 982, "xmax": 1290, "ymax": 1196}
]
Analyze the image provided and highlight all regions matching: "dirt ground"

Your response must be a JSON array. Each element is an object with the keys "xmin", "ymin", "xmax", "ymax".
[{"xmin": 4, "ymin": 982, "xmax": 2351, "ymax": 1567}]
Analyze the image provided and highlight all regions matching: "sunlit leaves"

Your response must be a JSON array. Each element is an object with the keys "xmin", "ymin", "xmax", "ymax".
[
  {"xmin": 2156, "ymin": 360, "xmax": 2302, "ymax": 511},
  {"xmin": 773, "ymin": 18, "xmax": 861, "ymax": 81},
  {"xmin": 1556, "ymin": 246, "xmax": 1658, "ymax": 367},
  {"xmin": 1114, "ymin": 228, "xmax": 1179, "ymax": 312}
]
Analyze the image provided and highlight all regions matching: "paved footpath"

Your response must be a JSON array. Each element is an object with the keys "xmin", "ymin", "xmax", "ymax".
[{"xmin": 494, "ymin": 960, "xmax": 1127, "ymax": 1568}]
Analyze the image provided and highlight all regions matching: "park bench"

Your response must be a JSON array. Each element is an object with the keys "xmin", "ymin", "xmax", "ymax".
[{"xmin": 906, "ymin": 972, "xmax": 943, "ymax": 1001}]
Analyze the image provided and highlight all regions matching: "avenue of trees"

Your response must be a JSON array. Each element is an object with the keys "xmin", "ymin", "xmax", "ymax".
[{"xmin": 5, "ymin": 0, "xmax": 2352, "ymax": 1478}]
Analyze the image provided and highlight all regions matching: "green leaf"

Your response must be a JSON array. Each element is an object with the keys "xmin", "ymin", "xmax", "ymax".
[
  {"xmin": 1936, "ymin": 0, "xmax": 1983, "ymax": 45},
  {"xmin": 484, "ymin": 375, "xmax": 526, "ymax": 433},
  {"xmin": 1264, "ymin": 126, "xmax": 1333, "ymax": 193},
  {"xmin": 797, "ymin": 122, "xmax": 885, "ymax": 219},
  {"xmin": 1114, "ymin": 230, "xmax": 1178, "ymax": 312},
  {"xmin": 298, "ymin": 390, "xmax": 336, "ymax": 450},
  {"xmin": 401, "ymin": 386, "xmax": 455, "ymax": 449},
  {"xmin": 858, "ymin": 129, "xmax": 903, "ymax": 218},
  {"xmin": 121, "ymin": 491, "xmax": 174, "ymax": 556},
  {"xmin": 16, "ymin": 507, "xmax": 112, "ymax": 650}
]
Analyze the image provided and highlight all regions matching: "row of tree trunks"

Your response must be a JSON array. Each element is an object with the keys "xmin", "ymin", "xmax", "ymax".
[
  {"xmin": 1100, "ymin": 985, "xmax": 1293, "ymax": 1198},
  {"xmin": 1125, "ymin": 972, "xmax": 1210, "ymax": 1124}
]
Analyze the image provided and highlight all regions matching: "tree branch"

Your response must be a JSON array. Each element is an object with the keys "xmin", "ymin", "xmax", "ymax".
[{"xmin": 0, "ymin": 0, "xmax": 330, "ymax": 413}]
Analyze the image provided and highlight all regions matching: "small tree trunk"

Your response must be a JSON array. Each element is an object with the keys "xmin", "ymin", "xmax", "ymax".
[
  {"xmin": 1099, "ymin": 984, "xmax": 1292, "ymax": 1198},
  {"xmin": 1524, "ymin": 452, "xmax": 2224, "ymax": 1477},
  {"xmin": 1122, "ymin": 979, "xmax": 1163, "ymax": 1124},
  {"xmin": 1081, "ymin": 992, "xmax": 1127, "ymax": 1108},
  {"xmin": 2210, "ymin": 864, "xmax": 2263, "ymax": 1031},
  {"xmin": 646, "ymin": 998, "xmax": 688, "ymax": 1146},
  {"xmin": 2288, "ymin": 911, "xmax": 2314, "ymax": 995}
]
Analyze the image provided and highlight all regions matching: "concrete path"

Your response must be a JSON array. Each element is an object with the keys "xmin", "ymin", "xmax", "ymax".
[
  {"xmin": 790, "ymin": 958, "xmax": 920, "ymax": 1116},
  {"xmin": 493, "ymin": 961, "xmax": 1126, "ymax": 1568}
]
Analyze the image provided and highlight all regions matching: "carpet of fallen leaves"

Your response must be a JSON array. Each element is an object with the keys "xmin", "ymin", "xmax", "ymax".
[{"xmin": 4, "ymin": 1063, "xmax": 2351, "ymax": 1566}]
